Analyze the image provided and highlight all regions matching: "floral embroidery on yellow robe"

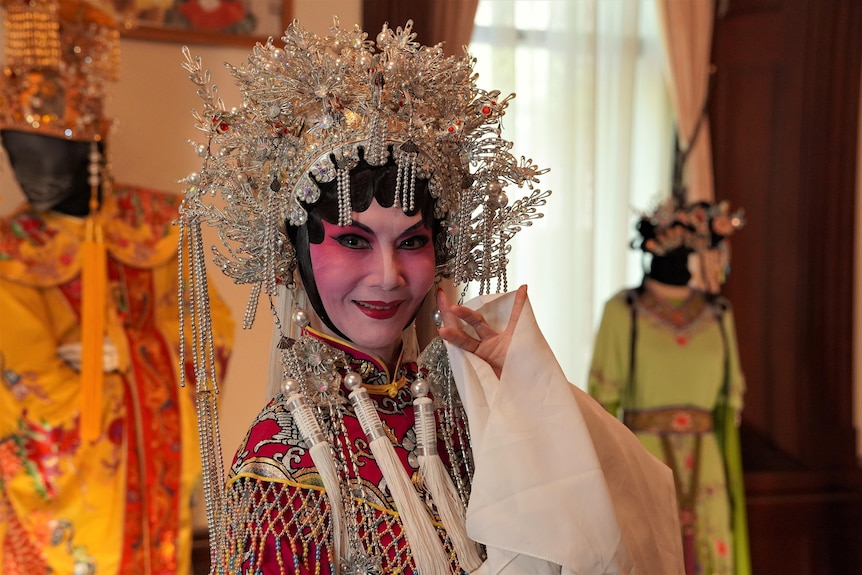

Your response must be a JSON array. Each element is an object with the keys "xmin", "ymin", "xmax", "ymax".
[{"xmin": 0, "ymin": 184, "xmax": 234, "ymax": 575}]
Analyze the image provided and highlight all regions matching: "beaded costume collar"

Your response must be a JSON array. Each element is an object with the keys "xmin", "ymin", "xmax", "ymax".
[
  {"xmin": 636, "ymin": 288, "xmax": 708, "ymax": 331},
  {"xmin": 631, "ymin": 288, "xmax": 717, "ymax": 346},
  {"xmin": 302, "ymin": 326, "xmax": 410, "ymax": 398}
]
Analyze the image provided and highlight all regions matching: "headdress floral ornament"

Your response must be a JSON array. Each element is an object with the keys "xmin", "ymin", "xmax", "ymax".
[
  {"xmin": 0, "ymin": 0, "xmax": 121, "ymax": 141},
  {"xmin": 635, "ymin": 197, "xmax": 745, "ymax": 256},
  {"xmin": 179, "ymin": 17, "xmax": 551, "ymax": 328}
]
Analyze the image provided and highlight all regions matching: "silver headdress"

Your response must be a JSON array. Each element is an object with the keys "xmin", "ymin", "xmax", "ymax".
[
  {"xmin": 634, "ymin": 198, "xmax": 745, "ymax": 292},
  {"xmin": 635, "ymin": 198, "xmax": 745, "ymax": 257},
  {"xmin": 180, "ymin": 18, "xmax": 549, "ymax": 311},
  {"xmin": 178, "ymin": 18, "xmax": 551, "ymax": 570}
]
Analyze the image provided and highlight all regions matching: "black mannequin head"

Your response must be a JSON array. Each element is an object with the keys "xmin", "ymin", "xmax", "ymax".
[
  {"xmin": 1, "ymin": 130, "xmax": 101, "ymax": 216},
  {"xmin": 646, "ymin": 248, "xmax": 692, "ymax": 286}
]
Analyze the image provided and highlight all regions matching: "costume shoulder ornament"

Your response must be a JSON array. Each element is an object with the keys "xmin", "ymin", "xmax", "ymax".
[{"xmin": 179, "ymin": 18, "xmax": 550, "ymax": 315}]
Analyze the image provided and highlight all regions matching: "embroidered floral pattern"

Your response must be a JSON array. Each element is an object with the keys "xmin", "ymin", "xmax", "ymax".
[
  {"xmin": 590, "ymin": 289, "xmax": 744, "ymax": 575},
  {"xmin": 0, "ymin": 185, "xmax": 182, "ymax": 288},
  {"xmin": 635, "ymin": 289, "xmax": 714, "ymax": 345}
]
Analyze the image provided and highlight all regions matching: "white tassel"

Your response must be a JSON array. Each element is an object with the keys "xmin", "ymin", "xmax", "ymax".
[
  {"xmin": 415, "ymin": 396, "xmax": 484, "ymax": 572},
  {"xmin": 285, "ymin": 388, "xmax": 347, "ymax": 573},
  {"xmin": 267, "ymin": 285, "xmax": 308, "ymax": 400},
  {"xmin": 266, "ymin": 283, "xmax": 291, "ymax": 400},
  {"xmin": 346, "ymin": 376, "xmax": 451, "ymax": 575}
]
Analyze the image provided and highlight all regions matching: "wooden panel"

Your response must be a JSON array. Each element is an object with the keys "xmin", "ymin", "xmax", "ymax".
[
  {"xmin": 795, "ymin": 0, "xmax": 860, "ymax": 467},
  {"xmin": 745, "ymin": 471, "xmax": 862, "ymax": 574},
  {"xmin": 192, "ymin": 529, "xmax": 210, "ymax": 575},
  {"xmin": 712, "ymin": 0, "xmax": 809, "ymax": 464},
  {"xmin": 362, "ymin": 0, "xmax": 433, "ymax": 44},
  {"xmin": 721, "ymin": 0, "xmax": 784, "ymax": 18},
  {"xmin": 712, "ymin": 0, "xmax": 861, "ymax": 468},
  {"xmin": 712, "ymin": 0, "xmax": 862, "ymax": 571},
  {"xmin": 715, "ymin": 66, "xmax": 781, "ymax": 443}
]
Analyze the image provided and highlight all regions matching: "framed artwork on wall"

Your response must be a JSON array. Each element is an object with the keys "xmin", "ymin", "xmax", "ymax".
[{"xmin": 116, "ymin": 0, "xmax": 292, "ymax": 46}]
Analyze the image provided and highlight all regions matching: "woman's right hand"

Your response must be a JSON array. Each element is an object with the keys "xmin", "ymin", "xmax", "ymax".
[{"xmin": 436, "ymin": 285, "xmax": 528, "ymax": 378}]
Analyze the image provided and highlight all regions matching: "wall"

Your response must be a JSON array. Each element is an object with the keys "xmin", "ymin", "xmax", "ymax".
[
  {"xmin": 0, "ymin": 0, "xmax": 360, "ymax": 495},
  {"xmin": 857, "ymin": 70, "xmax": 862, "ymax": 459}
]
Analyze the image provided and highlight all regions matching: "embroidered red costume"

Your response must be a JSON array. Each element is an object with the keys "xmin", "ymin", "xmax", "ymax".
[{"xmin": 226, "ymin": 328, "xmax": 471, "ymax": 574}]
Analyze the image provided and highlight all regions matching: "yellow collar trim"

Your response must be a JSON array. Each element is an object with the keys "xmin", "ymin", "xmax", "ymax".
[{"xmin": 305, "ymin": 327, "xmax": 408, "ymax": 398}]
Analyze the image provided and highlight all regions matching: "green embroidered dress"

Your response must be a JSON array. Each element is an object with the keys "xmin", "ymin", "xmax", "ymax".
[{"xmin": 589, "ymin": 288, "xmax": 751, "ymax": 575}]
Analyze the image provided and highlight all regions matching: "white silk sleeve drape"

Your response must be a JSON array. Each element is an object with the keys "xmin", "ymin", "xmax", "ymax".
[
  {"xmin": 655, "ymin": 0, "xmax": 716, "ymax": 203},
  {"xmin": 445, "ymin": 290, "xmax": 685, "ymax": 575}
]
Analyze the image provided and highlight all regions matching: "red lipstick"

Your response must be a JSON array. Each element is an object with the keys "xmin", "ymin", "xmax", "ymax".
[{"xmin": 354, "ymin": 300, "xmax": 402, "ymax": 320}]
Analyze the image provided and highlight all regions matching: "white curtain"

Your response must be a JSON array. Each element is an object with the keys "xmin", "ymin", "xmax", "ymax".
[{"xmin": 469, "ymin": 0, "xmax": 673, "ymax": 385}]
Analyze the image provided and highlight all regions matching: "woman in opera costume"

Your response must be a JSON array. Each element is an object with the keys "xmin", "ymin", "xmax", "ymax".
[
  {"xmin": 588, "ymin": 200, "xmax": 751, "ymax": 575},
  {"xmin": 180, "ymin": 18, "xmax": 685, "ymax": 575},
  {"xmin": 0, "ymin": 0, "xmax": 233, "ymax": 573}
]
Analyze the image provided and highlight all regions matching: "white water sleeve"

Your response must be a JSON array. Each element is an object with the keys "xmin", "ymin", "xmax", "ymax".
[{"xmin": 445, "ymin": 290, "xmax": 684, "ymax": 575}]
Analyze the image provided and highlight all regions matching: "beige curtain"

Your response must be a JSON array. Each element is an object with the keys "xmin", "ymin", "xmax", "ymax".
[
  {"xmin": 469, "ymin": 1, "xmax": 673, "ymax": 383},
  {"xmin": 656, "ymin": 0, "xmax": 715, "ymax": 203},
  {"xmin": 656, "ymin": 0, "xmax": 724, "ymax": 292},
  {"xmin": 430, "ymin": 0, "xmax": 480, "ymax": 56}
]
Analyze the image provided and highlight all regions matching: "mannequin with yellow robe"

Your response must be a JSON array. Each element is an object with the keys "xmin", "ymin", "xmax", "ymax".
[{"xmin": 0, "ymin": 1, "xmax": 234, "ymax": 572}]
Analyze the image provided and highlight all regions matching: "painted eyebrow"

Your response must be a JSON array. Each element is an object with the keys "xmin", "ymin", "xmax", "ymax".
[{"xmin": 341, "ymin": 220, "xmax": 428, "ymax": 236}]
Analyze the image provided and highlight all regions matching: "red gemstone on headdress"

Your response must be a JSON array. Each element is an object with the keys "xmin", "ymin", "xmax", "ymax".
[
  {"xmin": 218, "ymin": 122, "xmax": 229, "ymax": 132},
  {"xmin": 448, "ymin": 126, "xmax": 455, "ymax": 132},
  {"xmin": 482, "ymin": 106, "xmax": 491, "ymax": 114}
]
